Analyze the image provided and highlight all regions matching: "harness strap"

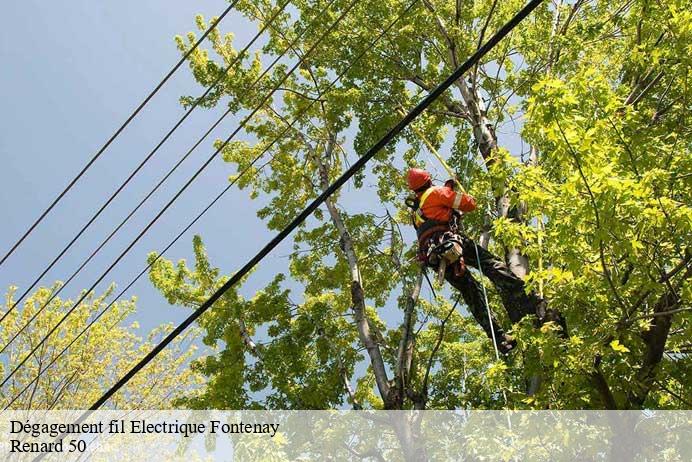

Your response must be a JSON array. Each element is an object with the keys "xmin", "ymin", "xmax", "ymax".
[{"xmin": 416, "ymin": 223, "xmax": 449, "ymax": 243}]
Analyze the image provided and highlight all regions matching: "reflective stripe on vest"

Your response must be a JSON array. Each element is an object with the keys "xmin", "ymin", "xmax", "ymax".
[{"xmin": 414, "ymin": 187, "xmax": 435, "ymax": 226}]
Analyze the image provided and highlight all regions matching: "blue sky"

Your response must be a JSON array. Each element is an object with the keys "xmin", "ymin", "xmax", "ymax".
[{"xmin": 0, "ymin": 0, "xmax": 290, "ymax": 334}]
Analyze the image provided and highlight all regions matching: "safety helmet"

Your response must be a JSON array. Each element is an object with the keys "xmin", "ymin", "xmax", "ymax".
[{"xmin": 407, "ymin": 168, "xmax": 431, "ymax": 191}]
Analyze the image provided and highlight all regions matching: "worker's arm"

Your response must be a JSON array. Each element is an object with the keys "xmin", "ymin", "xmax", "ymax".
[
  {"xmin": 453, "ymin": 192, "xmax": 476, "ymax": 212},
  {"xmin": 438, "ymin": 187, "xmax": 476, "ymax": 212}
]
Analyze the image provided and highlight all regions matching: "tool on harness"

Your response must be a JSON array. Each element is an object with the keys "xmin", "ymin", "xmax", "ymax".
[
  {"xmin": 427, "ymin": 212, "xmax": 466, "ymax": 284},
  {"xmin": 428, "ymin": 231, "xmax": 465, "ymax": 284}
]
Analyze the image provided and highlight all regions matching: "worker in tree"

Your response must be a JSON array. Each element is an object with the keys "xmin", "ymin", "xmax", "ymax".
[{"xmin": 406, "ymin": 168, "xmax": 561, "ymax": 354}]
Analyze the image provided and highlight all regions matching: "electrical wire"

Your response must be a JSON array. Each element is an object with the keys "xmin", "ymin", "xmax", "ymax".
[
  {"xmin": 0, "ymin": 0, "xmax": 361, "ymax": 390},
  {"xmin": 89, "ymin": 0, "xmax": 545, "ymax": 411},
  {"xmin": 3, "ymin": 0, "xmax": 419, "ymax": 411},
  {"xmin": 0, "ymin": 0, "xmax": 239, "ymax": 269},
  {"xmin": 0, "ymin": 0, "xmax": 290, "ymax": 326},
  {"xmin": 0, "ymin": 0, "xmax": 340, "ymax": 354}
]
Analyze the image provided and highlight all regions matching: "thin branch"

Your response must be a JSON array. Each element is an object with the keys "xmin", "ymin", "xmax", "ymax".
[
  {"xmin": 472, "ymin": 0, "xmax": 499, "ymax": 89},
  {"xmin": 624, "ymin": 307, "xmax": 691, "ymax": 326},
  {"xmin": 421, "ymin": 295, "xmax": 461, "ymax": 396},
  {"xmin": 629, "ymin": 70, "xmax": 666, "ymax": 107},
  {"xmin": 654, "ymin": 380, "xmax": 692, "ymax": 407},
  {"xmin": 278, "ymin": 87, "xmax": 324, "ymax": 102}
]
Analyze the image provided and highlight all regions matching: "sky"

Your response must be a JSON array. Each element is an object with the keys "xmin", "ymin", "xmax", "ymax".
[{"xmin": 0, "ymin": 0, "xmax": 291, "ymax": 335}]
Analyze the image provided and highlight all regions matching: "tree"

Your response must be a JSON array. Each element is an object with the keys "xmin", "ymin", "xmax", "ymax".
[
  {"xmin": 152, "ymin": 0, "xmax": 690, "ymax": 411},
  {"xmin": 0, "ymin": 283, "xmax": 202, "ymax": 409}
]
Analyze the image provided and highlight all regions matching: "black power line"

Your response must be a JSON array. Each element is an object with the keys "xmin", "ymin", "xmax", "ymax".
[
  {"xmin": 0, "ymin": 0, "xmax": 340, "ymax": 355},
  {"xmin": 0, "ymin": 0, "xmax": 360, "ymax": 390},
  {"xmin": 0, "ymin": 0, "xmax": 291, "ymax": 327},
  {"xmin": 3, "ymin": 0, "xmax": 417, "ymax": 411},
  {"xmin": 0, "ymin": 0, "xmax": 239, "ymax": 269},
  {"xmin": 90, "ymin": 0, "xmax": 545, "ymax": 411}
]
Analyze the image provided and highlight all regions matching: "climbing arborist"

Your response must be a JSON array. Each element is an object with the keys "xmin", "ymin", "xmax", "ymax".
[{"xmin": 406, "ymin": 168, "xmax": 556, "ymax": 354}]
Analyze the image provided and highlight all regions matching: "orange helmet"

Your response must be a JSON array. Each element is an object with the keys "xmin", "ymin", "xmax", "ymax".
[{"xmin": 407, "ymin": 168, "xmax": 431, "ymax": 191}]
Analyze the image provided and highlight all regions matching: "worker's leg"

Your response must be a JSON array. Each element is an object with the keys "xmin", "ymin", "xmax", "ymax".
[
  {"xmin": 444, "ymin": 267, "xmax": 515, "ymax": 352},
  {"xmin": 460, "ymin": 235, "xmax": 568, "ymax": 335},
  {"xmin": 460, "ymin": 235, "xmax": 541, "ymax": 323}
]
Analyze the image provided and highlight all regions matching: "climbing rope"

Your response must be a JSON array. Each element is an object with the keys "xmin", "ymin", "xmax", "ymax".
[
  {"xmin": 472, "ymin": 242, "xmax": 503, "ymax": 360},
  {"xmin": 398, "ymin": 107, "xmax": 466, "ymax": 193}
]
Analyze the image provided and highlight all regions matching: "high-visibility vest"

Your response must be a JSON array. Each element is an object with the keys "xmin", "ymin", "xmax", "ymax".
[
  {"xmin": 414, "ymin": 187, "xmax": 435, "ymax": 227},
  {"xmin": 413, "ymin": 188, "xmax": 451, "ymax": 243}
]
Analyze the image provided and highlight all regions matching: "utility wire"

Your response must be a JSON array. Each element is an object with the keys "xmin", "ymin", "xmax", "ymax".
[
  {"xmin": 90, "ymin": 0, "xmax": 545, "ymax": 411},
  {"xmin": 0, "ymin": 0, "xmax": 339, "ymax": 355},
  {"xmin": 0, "ymin": 0, "xmax": 238, "ymax": 269},
  {"xmin": 0, "ymin": 0, "xmax": 360, "ymax": 390},
  {"xmin": 0, "ymin": 0, "xmax": 288, "ymax": 326},
  {"xmin": 4, "ymin": 0, "xmax": 418, "ymax": 411}
]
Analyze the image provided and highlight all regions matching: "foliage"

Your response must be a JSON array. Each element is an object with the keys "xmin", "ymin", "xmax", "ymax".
[
  {"xmin": 0, "ymin": 284, "xmax": 203, "ymax": 409},
  {"xmin": 154, "ymin": 0, "xmax": 691, "ymax": 411}
]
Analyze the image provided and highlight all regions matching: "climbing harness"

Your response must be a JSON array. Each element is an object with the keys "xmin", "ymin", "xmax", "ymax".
[
  {"xmin": 408, "ymin": 189, "xmax": 467, "ymax": 285},
  {"xmin": 429, "ymin": 231, "xmax": 465, "ymax": 285}
]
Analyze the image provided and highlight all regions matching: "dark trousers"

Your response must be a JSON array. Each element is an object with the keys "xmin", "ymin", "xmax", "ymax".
[{"xmin": 440, "ymin": 235, "xmax": 546, "ymax": 341}]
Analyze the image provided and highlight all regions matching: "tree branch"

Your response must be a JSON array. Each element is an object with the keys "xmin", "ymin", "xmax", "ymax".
[
  {"xmin": 626, "ymin": 265, "xmax": 692, "ymax": 408},
  {"xmin": 421, "ymin": 296, "xmax": 460, "ymax": 398},
  {"xmin": 591, "ymin": 354, "xmax": 618, "ymax": 409},
  {"xmin": 396, "ymin": 270, "xmax": 423, "ymax": 398},
  {"xmin": 313, "ymin": 138, "xmax": 392, "ymax": 404}
]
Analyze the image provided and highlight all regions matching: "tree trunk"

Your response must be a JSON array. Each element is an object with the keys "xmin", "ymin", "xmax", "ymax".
[
  {"xmin": 314, "ymin": 140, "xmax": 392, "ymax": 407},
  {"xmin": 626, "ymin": 266, "xmax": 691, "ymax": 407},
  {"xmin": 390, "ymin": 413, "xmax": 429, "ymax": 462}
]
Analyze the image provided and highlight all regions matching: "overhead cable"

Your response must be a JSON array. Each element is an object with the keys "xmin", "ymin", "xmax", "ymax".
[
  {"xmin": 0, "ymin": 0, "xmax": 239, "ymax": 269},
  {"xmin": 0, "ymin": 0, "xmax": 360, "ymax": 389},
  {"xmin": 90, "ymin": 0, "xmax": 545, "ymax": 411}
]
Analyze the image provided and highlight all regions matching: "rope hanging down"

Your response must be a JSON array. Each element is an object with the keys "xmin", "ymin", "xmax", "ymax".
[
  {"xmin": 0, "ymin": 0, "xmax": 361, "ymax": 389},
  {"xmin": 0, "ymin": 0, "xmax": 239, "ymax": 269},
  {"xmin": 0, "ymin": 0, "xmax": 339, "ymax": 355},
  {"xmin": 0, "ymin": 0, "xmax": 289, "ymax": 327},
  {"xmin": 90, "ymin": 0, "xmax": 545, "ymax": 411},
  {"xmin": 4, "ymin": 0, "xmax": 418, "ymax": 410}
]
